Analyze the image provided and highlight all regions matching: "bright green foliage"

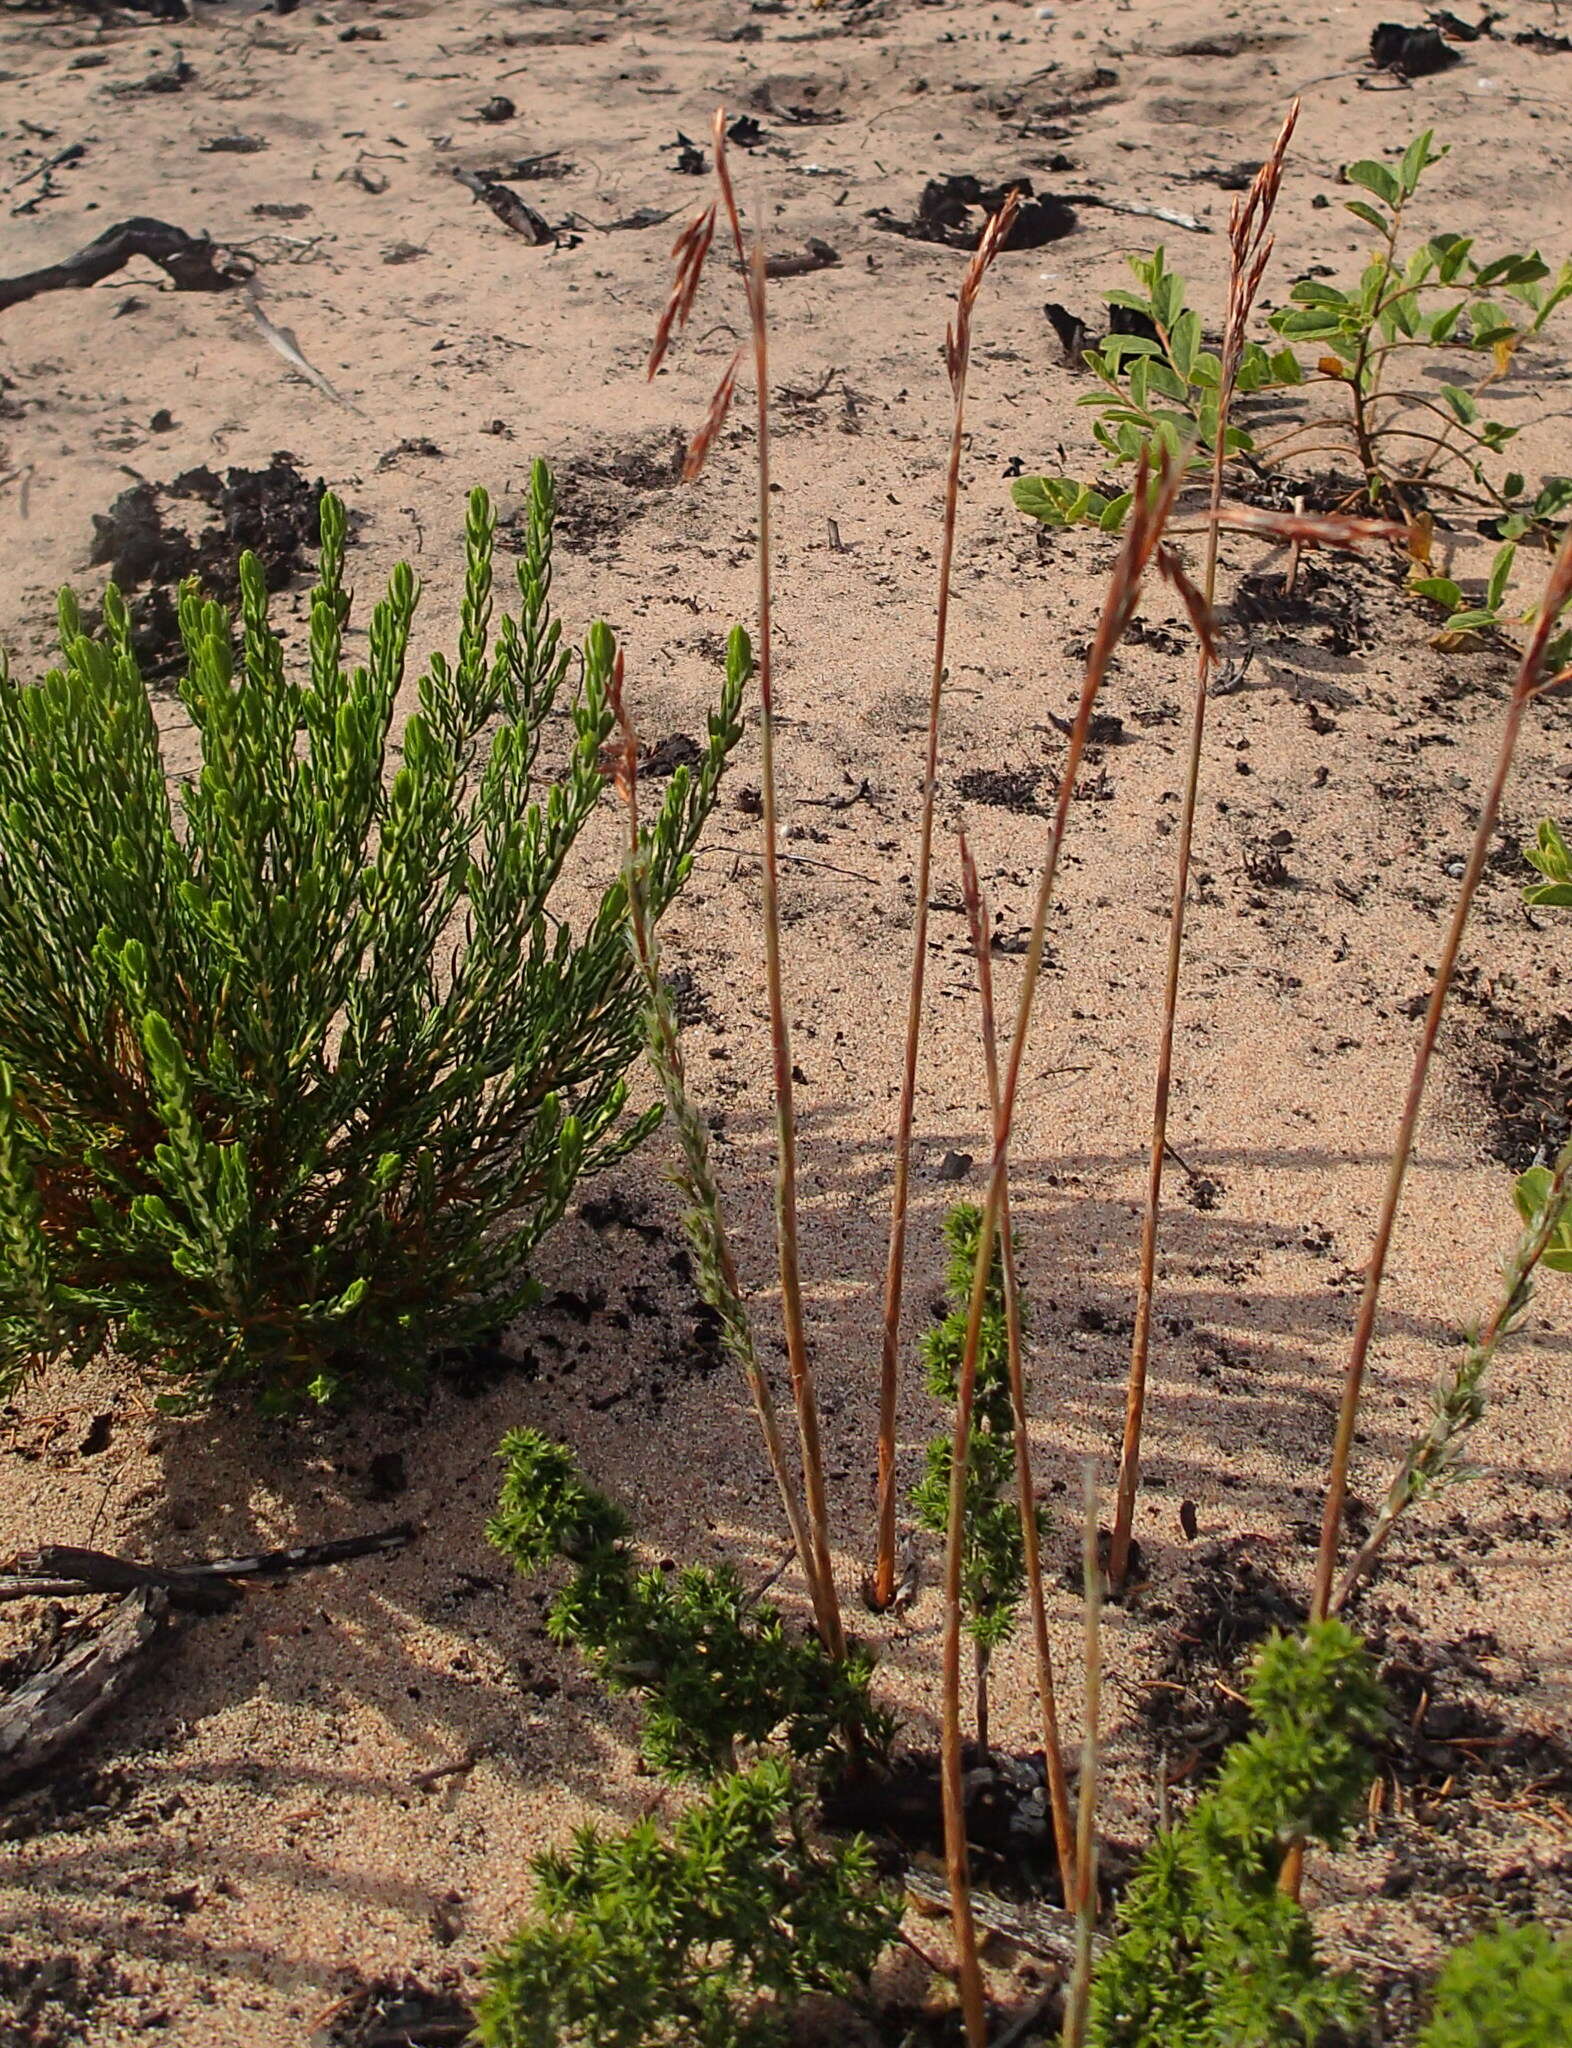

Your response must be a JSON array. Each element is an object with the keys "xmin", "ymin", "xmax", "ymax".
[
  {"xmin": 1524, "ymin": 819, "xmax": 1572, "ymax": 909},
  {"xmin": 490, "ymin": 1429, "xmax": 891, "ymax": 1781},
  {"xmin": 1088, "ymin": 1621, "xmax": 1386, "ymax": 2048},
  {"xmin": 1419, "ymin": 1922, "xmax": 1572, "ymax": 2048},
  {"xmin": 1012, "ymin": 132, "xmax": 1572, "ymax": 666},
  {"xmin": 474, "ymin": 1757, "xmax": 899, "ymax": 2048},
  {"xmin": 910, "ymin": 1203, "xmax": 1038, "ymax": 1657},
  {"xmin": 0, "ymin": 470, "xmax": 741, "ymax": 1408}
]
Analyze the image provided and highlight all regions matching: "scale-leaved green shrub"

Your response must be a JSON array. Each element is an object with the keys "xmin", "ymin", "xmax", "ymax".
[
  {"xmin": 1089, "ymin": 1620, "xmax": 1385, "ymax": 2048},
  {"xmin": 474, "ymin": 1756, "xmax": 899, "ymax": 2048},
  {"xmin": 0, "ymin": 468, "xmax": 741, "ymax": 1407},
  {"xmin": 489, "ymin": 1428, "xmax": 891, "ymax": 1780}
]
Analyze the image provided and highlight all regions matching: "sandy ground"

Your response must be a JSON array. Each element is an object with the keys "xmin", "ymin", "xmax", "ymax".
[{"xmin": 3, "ymin": 0, "xmax": 1572, "ymax": 2040}]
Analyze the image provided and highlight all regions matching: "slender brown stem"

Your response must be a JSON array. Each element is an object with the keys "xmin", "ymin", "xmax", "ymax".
[
  {"xmin": 1311, "ymin": 521, "xmax": 1572, "ymax": 1632},
  {"xmin": 940, "ymin": 1299, "xmax": 991, "ymax": 2048},
  {"xmin": 873, "ymin": 193, "xmax": 1022, "ymax": 1609},
  {"xmin": 1332, "ymin": 1134, "xmax": 1572, "ymax": 1614},
  {"xmin": 960, "ymin": 831, "xmax": 1077, "ymax": 1905},
  {"xmin": 1109, "ymin": 102, "xmax": 1299, "ymax": 1593},
  {"xmin": 939, "ymin": 454, "xmax": 1185, "ymax": 2029},
  {"xmin": 713, "ymin": 110, "xmax": 844, "ymax": 1659},
  {"xmin": 1285, "ymin": 533, "xmax": 1572, "ymax": 1920},
  {"xmin": 1063, "ymin": 1461, "xmax": 1104, "ymax": 2048},
  {"xmin": 607, "ymin": 661, "xmax": 837, "ymax": 1643}
]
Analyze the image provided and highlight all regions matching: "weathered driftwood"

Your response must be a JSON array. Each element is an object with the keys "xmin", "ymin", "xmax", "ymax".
[
  {"xmin": 0, "ymin": 217, "xmax": 247, "ymax": 315},
  {"xmin": 0, "ymin": 1587, "xmax": 167, "ymax": 1793},
  {"xmin": 902, "ymin": 1863, "xmax": 1104, "ymax": 1969},
  {"xmin": 0, "ymin": 1524, "xmax": 417, "ymax": 1609}
]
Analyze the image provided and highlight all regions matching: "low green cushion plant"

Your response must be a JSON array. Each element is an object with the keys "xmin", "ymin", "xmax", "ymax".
[
  {"xmin": 474, "ymin": 1756, "xmax": 899, "ymax": 2048},
  {"xmin": 1089, "ymin": 1620, "xmax": 1386, "ymax": 2048},
  {"xmin": 0, "ymin": 466, "xmax": 741, "ymax": 1408},
  {"xmin": 1419, "ymin": 1922, "xmax": 1572, "ymax": 2047}
]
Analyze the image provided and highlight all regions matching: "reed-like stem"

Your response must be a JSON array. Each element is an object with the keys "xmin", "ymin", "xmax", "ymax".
[
  {"xmin": 1332, "ymin": 1126, "xmax": 1572, "ymax": 1614},
  {"xmin": 960, "ymin": 831, "xmax": 1077, "ymax": 1906},
  {"xmin": 940, "ymin": 1365, "xmax": 991, "ymax": 2047},
  {"xmin": 1063, "ymin": 1461, "xmax": 1104, "ymax": 2048},
  {"xmin": 873, "ymin": 193, "xmax": 1022, "ymax": 1609},
  {"xmin": 938, "ymin": 454, "xmax": 1185, "ymax": 2033},
  {"xmin": 1310, "ymin": 524, "xmax": 1572, "ymax": 1630},
  {"xmin": 1282, "ymin": 529, "xmax": 1572, "ymax": 1909},
  {"xmin": 1108, "ymin": 102, "xmax": 1299, "ymax": 1593},
  {"xmin": 606, "ymin": 660, "xmax": 842, "ymax": 1648},
  {"xmin": 712, "ymin": 110, "xmax": 845, "ymax": 1659}
]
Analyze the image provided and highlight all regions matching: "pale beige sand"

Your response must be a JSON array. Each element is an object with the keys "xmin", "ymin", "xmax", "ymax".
[{"xmin": 2, "ymin": 0, "xmax": 1571, "ymax": 2039}]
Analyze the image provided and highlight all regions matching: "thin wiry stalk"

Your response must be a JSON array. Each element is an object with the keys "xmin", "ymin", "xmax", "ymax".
[
  {"xmin": 939, "ymin": 1363, "xmax": 991, "ymax": 2048},
  {"xmin": 959, "ymin": 830, "xmax": 1077, "ymax": 1907},
  {"xmin": 605, "ymin": 661, "xmax": 841, "ymax": 1648},
  {"xmin": 873, "ymin": 191, "xmax": 1023, "ymax": 1611},
  {"xmin": 1282, "ymin": 530, "xmax": 1572, "ymax": 1914},
  {"xmin": 938, "ymin": 451, "xmax": 1186, "ymax": 2034},
  {"xmin": 1310, "ymin": 523, "xmax": 1572, "ymax": 1630},
  {"xmin": 1333, "ymin": 1128, "xmax": 1572, "ymax": 1614},
  {"xmin": 1108, "ymin": 102, "xmax": 1298, "ymax": 1593},
  {"xmin": 1063, "ymin": 1461, "xmax": 1104, "ymax": 2048},
  {"xmin": 711, "ymin": 106, "xmax": 845, "ymax": 1660}
]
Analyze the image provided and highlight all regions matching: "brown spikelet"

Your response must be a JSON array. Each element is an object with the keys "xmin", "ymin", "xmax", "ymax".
[
  {"xmin": 945, "ymin": 189, "xmax": 1020, "ymax": 390},
  {"xmin": 1222, "ymin": 100, "xmax": 1299, "ymax": 380},
  {"xmin": 647, "ymin": 203, "xmax": 718, "ymax": 380},
  {"xmin": 683, "ymin": 348, "xmax": 743, "ymax": 482},
  {"xmin": 1155, "ymin": 544, "xmax": 1217, "ymax": 660},
  {"xmin": 605, "ymin": 650, "xmax": 639, "ymax": 816},
  {"xmin": 1212, "ymin": 506, "xmax": 1410, "ymax": 550}
]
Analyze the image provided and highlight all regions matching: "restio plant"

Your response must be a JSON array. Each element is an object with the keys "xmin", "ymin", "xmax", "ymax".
[
  {"xmin": 474, "ymin": 1756, "xmax": 899, "ymax": 2048},
  {"xmin": 0, "ymin": 468, "xmax": 739, "ymax": 1408},
  {"xmin": 488, "ymin": 1428, "xmax": 890, "ymax": 1781},
  {"xmin": 1088, "ymin": 1621, "xmax": 1385, "ymax": 2048},
  {"xmin": 1012, "ymin": 132, "xmax": 1572, "ymax": 662},
  {"xmin": 910, "ymin": 1201, "xmax": 1041, "ymax": 1755},
  {"xmin": 1418, "ymin": 1922, "xmax": 1572, "ymax": 2048}
]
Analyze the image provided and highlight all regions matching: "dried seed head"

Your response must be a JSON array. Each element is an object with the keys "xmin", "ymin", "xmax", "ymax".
[
  {"xmin": 647, "ymin": 203, "xmax": 718, "ymax": 380},
  {"xmin": 1212, "ymin": 506, "xmax": 1410, "ymax": 550},
  {"xmin": 1156, "ymin": 544, "xmax": 1218, "ymax": 660},
  {"xmin": 683, "ymin": 349, "xmax": 743, "ymax": 481},
  {"xmin": 947, "ymin": 188, "xmax": 1021, "ymax": 392}
]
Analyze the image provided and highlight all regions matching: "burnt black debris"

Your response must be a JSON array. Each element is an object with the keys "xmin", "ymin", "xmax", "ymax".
[
  {"xmin": 1369, "ymin": 22, "xmax": 1462, "ymax": 75},
  {"xmin": 872, "ymin": 174, "xmax": 1074, "ymax": 252}
]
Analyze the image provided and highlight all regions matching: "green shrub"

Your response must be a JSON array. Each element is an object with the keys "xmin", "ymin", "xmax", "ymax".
[
  {"xmin": 474, "ymin": 1756, "xmax": 899, "ymax": 2048},
  {"xmin": 1089, "ymin": 1620, "xmax": 1386, "ymax": 2048},
  {"xmin": 489, "ymin": 1428, "xmax": 890, "ymax": 1780},
  {"xmin": 0, "ymin": 468, "xmax": 740, "ymax": 1408},
  {"xmin": 909, "ymin": 1201, "xmax": 1040, "ymax": 1748},
  {"xmin": 1420, "ymin": 1922, "xmax": 1572, "ymax": 2048}
]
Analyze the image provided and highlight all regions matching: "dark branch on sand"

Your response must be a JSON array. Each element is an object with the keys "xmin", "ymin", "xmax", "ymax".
[{"xmin": 0, "ymin": 217, "xmax": 249, "ymax": 315}]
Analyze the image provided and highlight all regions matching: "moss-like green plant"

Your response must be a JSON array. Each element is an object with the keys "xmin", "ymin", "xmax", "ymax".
[
  {"xmin": 474, "ymin": 1757, "xmax": 899, "ymax": 2048},
  {"xmin": 1419, "ymin": 1922, "xmax": 1572, "ymax": 2048},
  {"xmin": 910, "ymin": 1201, "xmax": 1040, "ymax": 1750},
  {"xmin": 0, "ymin": 470, "xmax": 740, "ymax": 1408},
  {"xmin": 1088, "ymin": 1620, "xmax": 1386, "ymax": 2048},
  {"xmin": 489, "ymin": 1429, "xmax": 890, "ymax": 1781}
]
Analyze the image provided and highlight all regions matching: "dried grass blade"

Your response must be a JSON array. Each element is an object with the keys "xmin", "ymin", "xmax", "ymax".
[
  {"xmin": 959, "ymin": 832, "xmax": 1077, "ymax": 1905},
  {"xmin": 708, "ymin": 104, "xmax": 845, "ymax": 1659},
  {"xmin": 1107, "ymin": 106, "xmax": 1298, "ymax": 1591},
  {"xmin": 871, "ymin": 186, "xmax": 1019, "ymax": 1610},
  {"xmin": 606, "ymin": 660, "xmax": 835, "ymax": 1639}
]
